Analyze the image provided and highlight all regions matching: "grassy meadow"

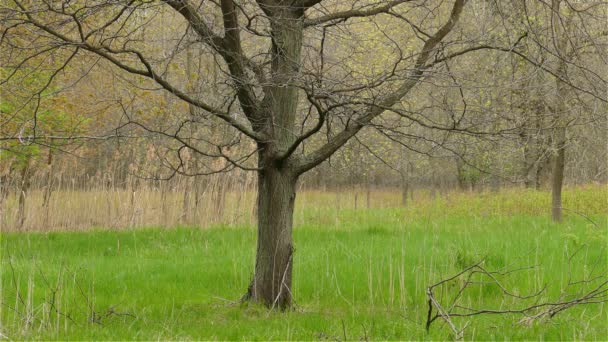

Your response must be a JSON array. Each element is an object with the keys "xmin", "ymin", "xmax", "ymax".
[{"xmin": 1, "ymin": 185, "xmax": 607, "ymax": 340}]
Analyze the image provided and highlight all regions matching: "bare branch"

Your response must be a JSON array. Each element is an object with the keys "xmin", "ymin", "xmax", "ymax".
[{"xmin": 304, "ymin": 1, "xmax": 413, "ymax": 27}]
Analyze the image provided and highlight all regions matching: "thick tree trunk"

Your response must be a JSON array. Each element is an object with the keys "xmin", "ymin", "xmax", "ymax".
[
  {"xmin": 246, "ymin": 166, "xmax": 297, "ymax": 309},
  {"xmin": 242, "ymin": 7, "xmax": 304, "ymax": 309}
]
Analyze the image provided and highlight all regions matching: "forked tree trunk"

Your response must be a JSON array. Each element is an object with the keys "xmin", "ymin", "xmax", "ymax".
[
  {"xmin": 242, "ymin": 6, "xmax": 304, "ymax": 309},
  {"xmin": 246, "ymin": 166, "xmax": 297, "ymax": 309}
]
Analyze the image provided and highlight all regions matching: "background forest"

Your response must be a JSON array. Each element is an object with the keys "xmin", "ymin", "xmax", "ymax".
[{"xmin": 0, "ymin": 0, "xmax": 606, "ymax": 230}]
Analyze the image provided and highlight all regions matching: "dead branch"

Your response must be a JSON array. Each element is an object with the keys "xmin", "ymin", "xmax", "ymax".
[{"xmin": 425, "ymin": 258, "xmax": 607, "ymax": 339}]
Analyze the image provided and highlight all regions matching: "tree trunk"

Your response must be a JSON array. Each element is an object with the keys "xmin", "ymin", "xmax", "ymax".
[
  {"xmin": 0, "ymin": 168, "xmax": 12, "ymax": 230},
  {"xmin": 242, "ymin": 6, "xmax": 304, "ymax": 309},
  {"xmin": 41, "ymin": 147, "xmax": 54, "ymax": 208},
  {"xmin": 42, "ymin": 147, "xmax": 54, "ymax": 224},
  {"xmin": 551, "ymin": 131, "xmax": 566, "ymax": 222},
  {"xmin": 550, "ymin": 0, "xmax": 569, "ymax": 223},
  {"xmin": 456, "ymin": 159, "xmax": 466, "ymax": 191},
  {"xmin": 400, "ymin": 173, "xmax": 409, "ymax": 207},
  {"xmin": 521, "ymin": 131, "xmax": 537, "ymax": 189},
  {"xmin": 551, "ymin": 53, "xmax": 568, "ymax": 222},
  {"xmin": 17, "ymin": 157, "xmax": 32, "ymax": 230},
  {"xmin": 246, "ymin": 166, "xmax": 297, "ymax": 309}
]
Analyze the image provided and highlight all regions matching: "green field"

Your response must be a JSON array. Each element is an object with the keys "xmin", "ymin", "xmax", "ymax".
[{"xmin": 1, "ymin": 188, "xmax": 607, "ymax": 340}]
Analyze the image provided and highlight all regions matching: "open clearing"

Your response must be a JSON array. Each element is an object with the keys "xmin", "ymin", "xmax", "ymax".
[{"xmin": 1, "ymin": 187, "xmax": 607, "ymax": 340}]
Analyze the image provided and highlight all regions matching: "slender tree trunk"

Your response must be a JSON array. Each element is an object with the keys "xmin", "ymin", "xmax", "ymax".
[
  {"xmin": 551, "ymin": 78, "xmax": 567, "ymax": 222},
  {"xmin": 401, "ymin": 182, "xmax": 409, "ymax": 207},
  {"xmin": 246, "ymin": 166, "xmax": 297, "ymax": 309},
  {"xmin": 41, "ymin": 148, "xmax": 53, "ymax": 207},
  {"xmin": 551, "ymin": 131, "xmax": 566, "ymax": 222},
  {"xmin": 17, "ymin": 157, "xmax": 32, "ymax": 230},
  {"xmin": 400, "ymin": 172, "xmax": 409, "ymax": 207},
  {"xmin": 456, "ymin": 159, "xmax": 466, "ymax": 191},
  {"xmin": 0, "ymin": 169, "xmax": 12, "ymax": 229},
  {"xmin": 521, "ymin": 131, "xmax": 536, "ymax": 189},
  {"xmin": 535, "ymin": 157, "xmax": 550, "ymax": 190},
  {"xmin": 551, "ymin": 0, "xmax": 569, "ymax": 222},
  {"xmin": 182, "ymin": 177, "xmax": 191, "ymax": 225},
  {"xmin": 129, "ymin": 178, "xmax": 137, "ymax": 227},
  {"xmin": 193, "ymin": 176, "xmax": 203, "ymax": 225},
  {"xmin": 160, "ymin": 181, "xmax": 168, "ymax": 227},
  {"xmin": 42, "ymin": 147, "xmax": 54, "ymax": 224}
]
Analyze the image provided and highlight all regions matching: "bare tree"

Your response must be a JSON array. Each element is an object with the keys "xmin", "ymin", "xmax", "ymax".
[{"xmin": 1, "ymin": 0, "xmax": 605, "ymax": 308}]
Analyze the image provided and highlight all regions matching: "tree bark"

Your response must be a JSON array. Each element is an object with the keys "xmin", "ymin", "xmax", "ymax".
[
  {"xmin": 551, "ymin": 0, "xmax": 569, "ymax": 223},
  {"xmin": 246, "ymin": 165, "xmax": 297, "ymax": 309},
  {"xmin": 551, "ymin": 131, "xmax": 566, "ymax": 222},
  {"xmin": 243, "ymin": 6, "xmax": 304, "ymax": 308}
]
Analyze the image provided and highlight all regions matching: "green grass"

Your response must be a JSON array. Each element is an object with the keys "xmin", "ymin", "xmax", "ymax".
[{"xmin": 1, "ymin": 188, "xmax": 607, "ymax": 340}]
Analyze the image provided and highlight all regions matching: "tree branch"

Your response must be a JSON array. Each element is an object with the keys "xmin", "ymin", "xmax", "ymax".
[
  {"xmin": 10, "ymin": 0, "xmax": 262, "ymax": 141},
  {"xmin": 165, "ymin": 0, "xmax": 263, "ymax": 130},
  {"xmin": 295, "ymin": 0, "xmax": 468, "ymax": 174},
  {"xmin": 304, "ymin": 0, "xmax": 413, "ymax": 27}
]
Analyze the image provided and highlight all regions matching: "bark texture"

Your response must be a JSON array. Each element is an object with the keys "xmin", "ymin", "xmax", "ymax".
[
  {"xmin": 550, "ymin": 0, "xmax": 569, "ymax": 222},
  {"xmin": 551, "ymin": 133, "xmax": 566, "ymax": 222},
  {"xmin": 247, "ymin": 166, "xmax": 297, "ymax": 309},
  {"xmin": 244, "ymin": 5, "xmax": 304, "ymax": 308}
]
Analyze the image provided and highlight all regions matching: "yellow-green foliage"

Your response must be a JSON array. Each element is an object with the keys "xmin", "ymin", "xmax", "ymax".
[
  {"xmin": 291, "ymin": 185, "xmax": 607, "ymax": 241},
  {"xmin": 403, "ymin": 184, "xmax": 606, "ymax": 218}
]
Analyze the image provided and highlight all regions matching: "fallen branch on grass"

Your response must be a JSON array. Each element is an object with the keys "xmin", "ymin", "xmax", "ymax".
[{"xmin": 425, "ymin": 258, "xmax": 607, "ymax": 339}]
